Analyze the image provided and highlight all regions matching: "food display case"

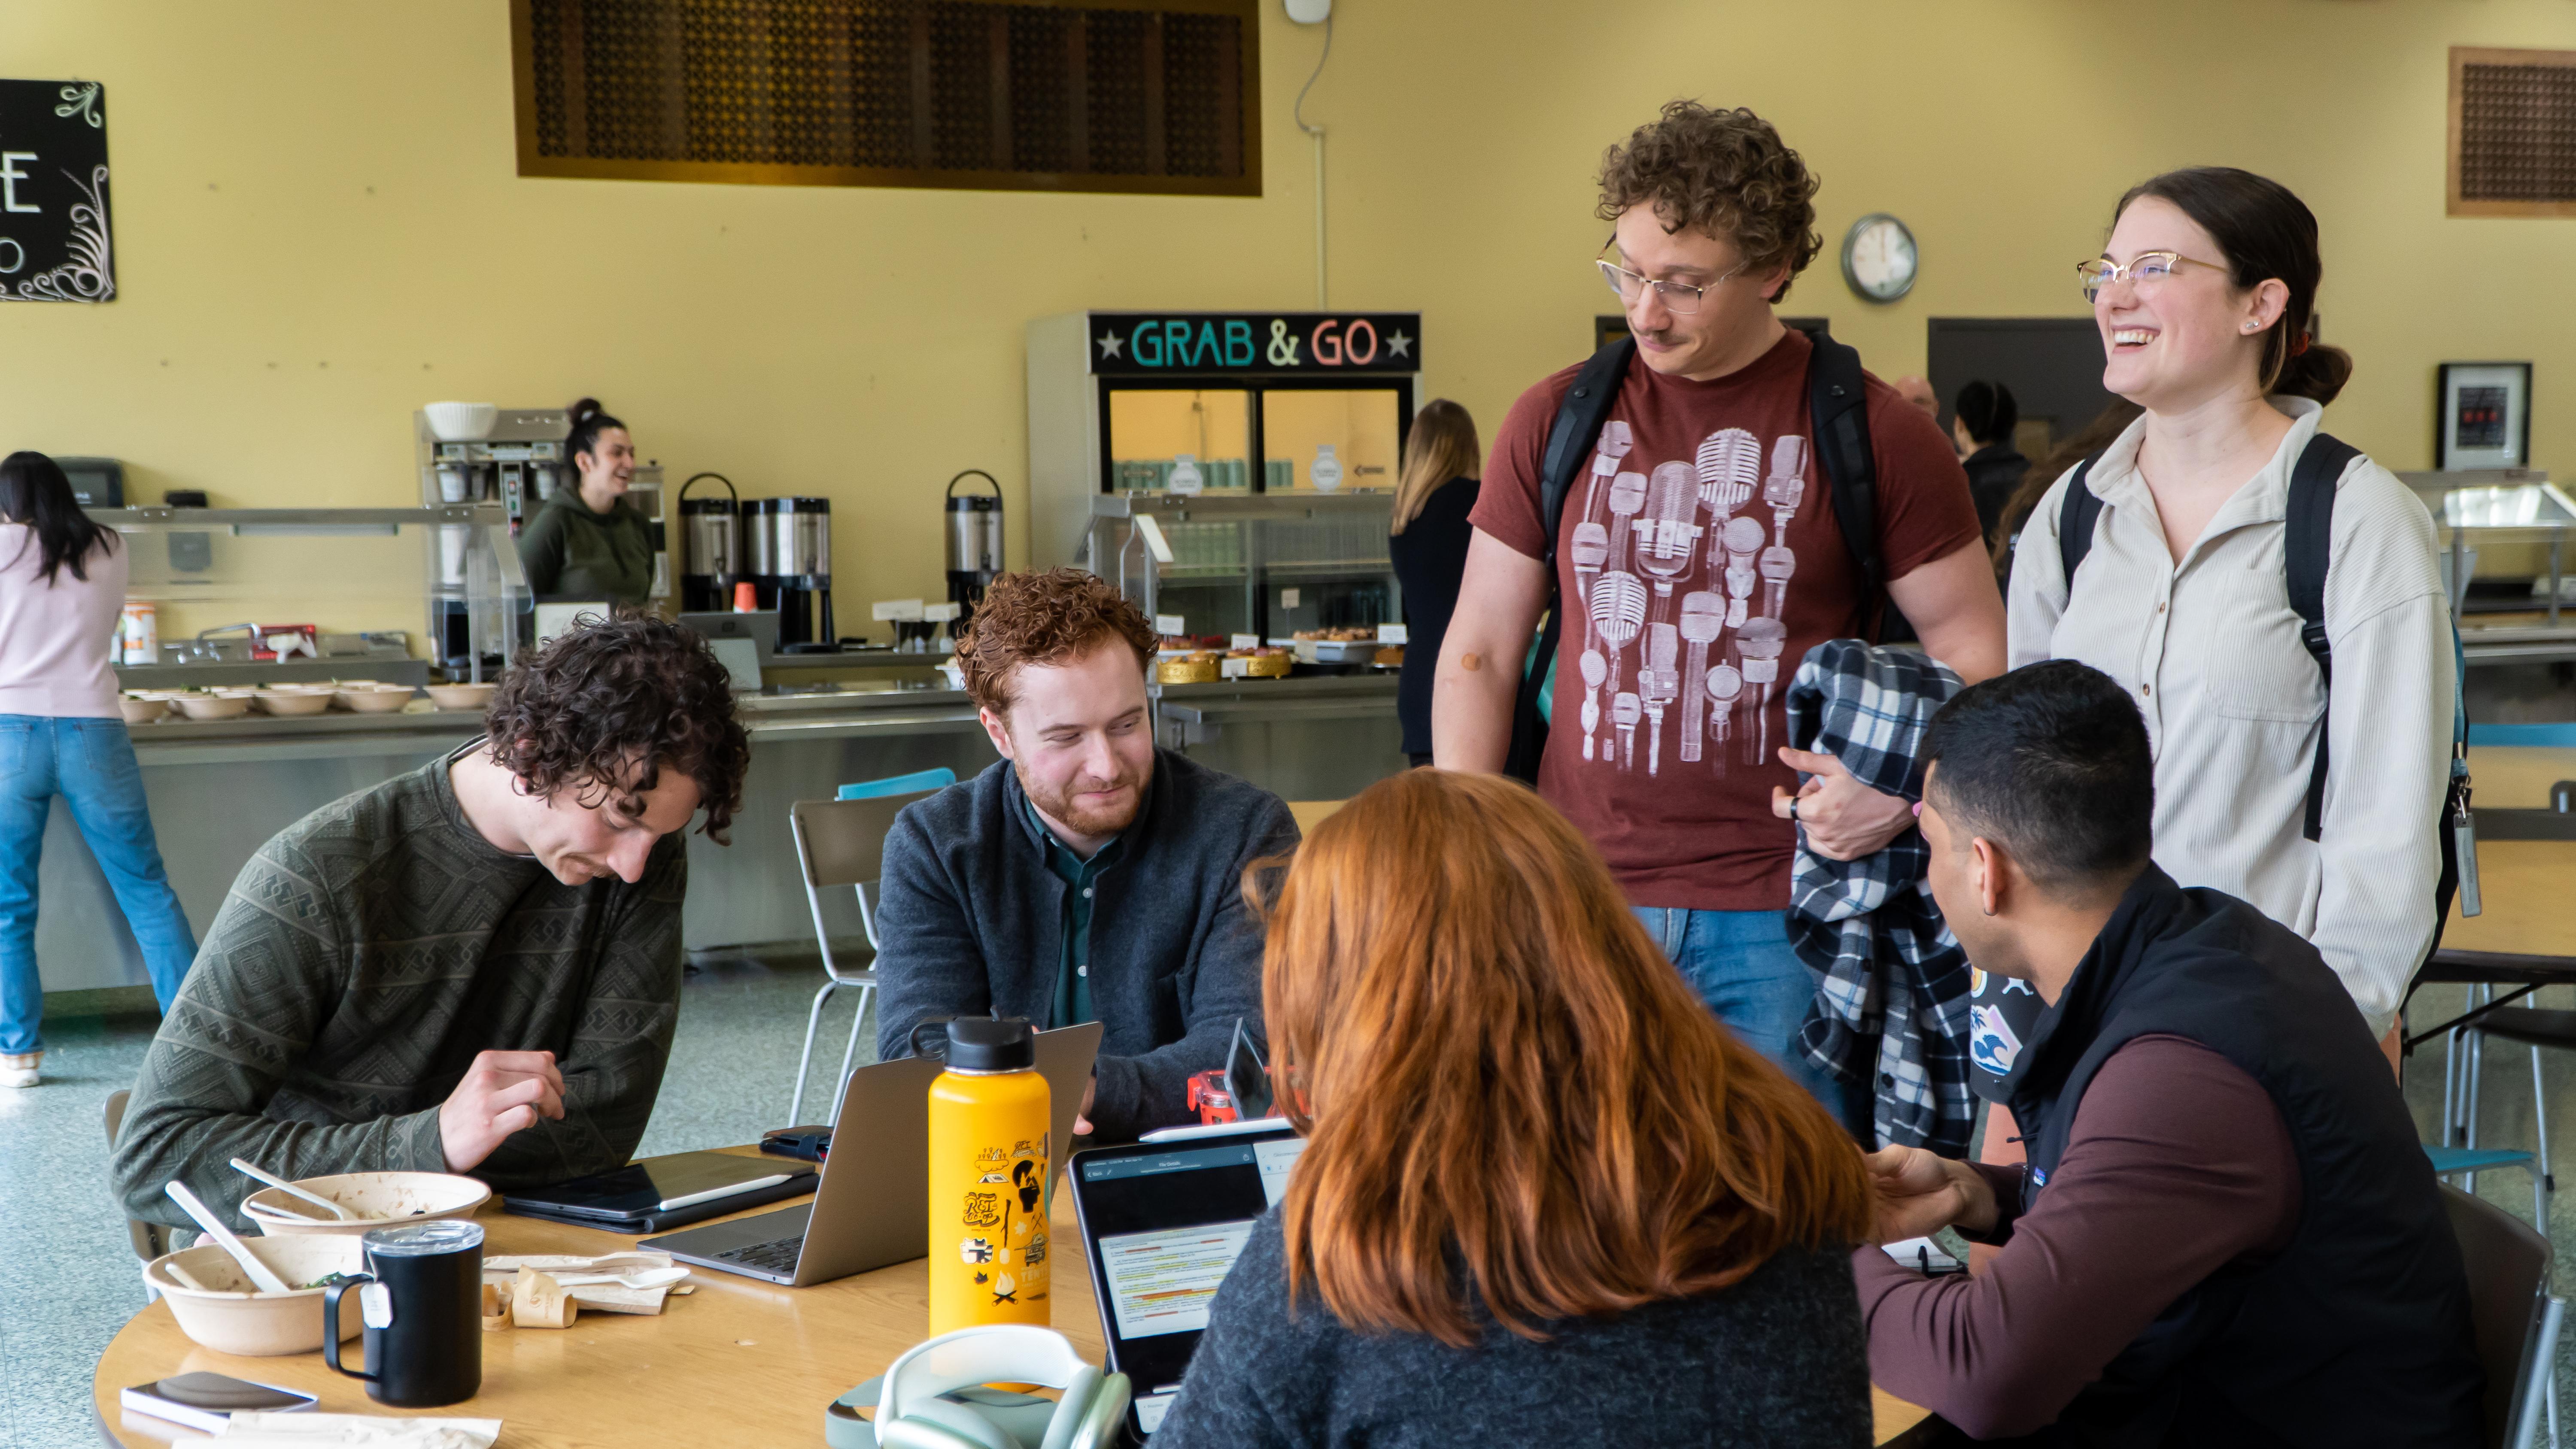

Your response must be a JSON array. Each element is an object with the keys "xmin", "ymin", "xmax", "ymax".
[
  {"xmin": 2400, "ymin": 470, "xmax": 2576, "ymax": 667},
  {"xmin": 1027, "ymin": 309, "xmax": 1420, "ymax": 641}
]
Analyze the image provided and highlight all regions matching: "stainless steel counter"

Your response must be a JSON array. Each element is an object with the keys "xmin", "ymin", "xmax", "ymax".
[{"xmin": 37, "ymin": 673, "xmax": 1403, "ymax": 995}]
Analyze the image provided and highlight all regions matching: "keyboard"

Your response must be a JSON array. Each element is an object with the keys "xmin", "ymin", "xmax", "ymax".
[{"xmin": 714, "ymin": 1235, "xmax": 805, "ymax": 1276}]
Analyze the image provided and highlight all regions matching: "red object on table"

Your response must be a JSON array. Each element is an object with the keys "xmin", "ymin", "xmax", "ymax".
[{"xmin": 1188, "ymin": 1070, "xmax": 1238, "ymax": 1125}]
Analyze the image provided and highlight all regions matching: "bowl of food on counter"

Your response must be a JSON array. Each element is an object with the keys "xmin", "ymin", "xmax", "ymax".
[
  {"xmin": 172, "ymin": 691, "xmax": 252, "ymax": 721},
  {"xmin": 240, "ymin": 1170, "xmax": 491, "ymax": 1238},
  {"xmin": 1222, "ymin": 645, "xmax": 1293, "ymax": 679},
  {"xmin": 424, "ymin": 682, "xmax": 497, "ymax": 712},
  {"xmin": 334, "ymin": 682, "xmax": 416, "ymax": 714},
  {"xmin": 118, "ymin": 693, "xmax": 169, "ymax": 724},
  {"xmin": 144, "ymin": 1234, "xmax": 368, "ymax": 1355},
  {"xmin": 1291, "ymin": 627, "xmax": 1381, "ymax": 665},
  {"xmin": 253, "ymin": 688, "xmax": 333, "ymax": 716},
  {"xmin": 1156, "ymin": 650, "xmax": 1222, "ymax": 685}
]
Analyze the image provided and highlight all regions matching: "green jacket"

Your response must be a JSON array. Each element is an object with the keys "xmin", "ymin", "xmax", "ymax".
[{"xmin": 517, "ymin": 491, "xmax": 655, "ymax": 602}]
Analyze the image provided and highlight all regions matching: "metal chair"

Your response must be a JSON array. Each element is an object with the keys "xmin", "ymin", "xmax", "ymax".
[
  {"xmin": 2444, "ymin": 1183, "xmax": 2564, "ymax": 1448},
  {"xmin": 2441, "ymin": 980, "xmax": 2571, "ymax": 1225},
  {"xmin": 785, "ymin": 788, "xmax": 945, "ymax": 1126},
  {"xmin": 103, "ymin": 1089, "xmax": 174, "ymax": 1302}
]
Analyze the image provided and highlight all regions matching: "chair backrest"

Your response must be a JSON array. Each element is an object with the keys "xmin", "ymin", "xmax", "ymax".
[
  {"xmin": 2443, "ymin": 1183, "xmax": 2556, "ymax": 1448},
  {"xmin": 792, "ymin": 791, "xmax": 945, "ymax": 891},
  {"xmin": 839, "ymin": 767, "xmax": 958, "ymax": 802},
  {"xmin": 104, "ymin": 1088, "xmax": 172, "ymax": 1263}
]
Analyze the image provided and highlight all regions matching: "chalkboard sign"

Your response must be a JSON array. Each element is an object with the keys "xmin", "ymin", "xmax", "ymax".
[
  {"xmin": 0, "ymin": 80, "xmax": 112, "ymax": 303},
  {"xmin": 1088, "ymin": 312, "xmax": 1419, "ymax": 376}
]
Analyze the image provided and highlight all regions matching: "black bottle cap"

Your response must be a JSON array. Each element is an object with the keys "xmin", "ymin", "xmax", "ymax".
[{"xmin": 915, "ymin": 1015, "xmax": 1036, "ymax": 1071}]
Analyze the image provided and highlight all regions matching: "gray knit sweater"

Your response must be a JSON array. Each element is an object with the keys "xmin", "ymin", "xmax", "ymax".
[{"xmin": 1150, "ymin": 1210, "xmax": 1873, "ymax": 1448}]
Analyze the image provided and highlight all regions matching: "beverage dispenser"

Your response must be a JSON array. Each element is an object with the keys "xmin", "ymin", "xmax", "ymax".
[
  {"xmin": 677, "ymin": 472, "xmax": 741, "ymax": 614},
  {"xmin": 743, "ymin": 496, "xmax": 833, "ymax": 650},
  {"xmin": 945, "ymin": 469, "xmax": 1005, "ymax": 623}
]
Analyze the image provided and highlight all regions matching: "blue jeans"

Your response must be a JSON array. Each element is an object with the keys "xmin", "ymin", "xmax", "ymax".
[
  {"xmin": 1634, "ymin": 906, "xmax": 1864, "ymax": 1134},
  {"xmin": 0, "ymin": 715, "xmax": 199, "ymax": 1053}
]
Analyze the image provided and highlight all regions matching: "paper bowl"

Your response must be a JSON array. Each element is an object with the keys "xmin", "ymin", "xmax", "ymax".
[
  {"xmin": 255, "ymin": 690, "xmax": 332, "ymax": 716},
  {"xmin": 424, "ymin": 682, "xmax": 496, "ymax": 712},
  {"xmin": 242, "ymin": 1171, "xmax": 491, "ymax": 1237},
  {"xmin": 335, "ymin": 685, "xmax": 415, "ymax": 714},
  {"xmin": 175, "ymin": 694, "xmax": 251, "ymax": 721},
  {"xmin": 423, "ymin": 402, "xmax": 499, "ymax": 442},
  {"xmin": 146, "ymin": 1235, "xmax": 366, "ymax": 1355},
  {"xmin": 118, "ymin": 695, "xmax": 169, "ymax": 724}
]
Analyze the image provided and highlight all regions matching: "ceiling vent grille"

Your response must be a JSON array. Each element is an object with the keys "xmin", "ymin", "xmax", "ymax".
[
  {"xmin": 513, "ymin": 0, "xmax": 1259, "ymax": 196},
  {"xmin": 2450, "ymin": 46, "xmax": 2576, "ymax": 216}
]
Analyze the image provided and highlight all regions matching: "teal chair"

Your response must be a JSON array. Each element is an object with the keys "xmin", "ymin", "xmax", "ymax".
[{"xmin": 838, "ymin": 767, "xmax": 956, "ymax": 801}]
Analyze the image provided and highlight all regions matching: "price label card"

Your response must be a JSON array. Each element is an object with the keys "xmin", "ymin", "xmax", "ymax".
[
  {"xmin": 1377, "ymin": 624, "xmax": 1409, "ymax": 645},
  {"xmin": 1155, "ymin": 614, "xmax": 1186, "ymax": 637},
  {"xmin": 1230, "ymin": 634, "xmax": 1261, "ymax": 651},
  {"xmin": 1279, "ymin": 588, "xmax": 1301, "ymax": 609}
]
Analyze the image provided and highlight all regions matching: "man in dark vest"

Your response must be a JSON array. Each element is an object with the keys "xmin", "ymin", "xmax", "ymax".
[{"xmin": 1856, "ymin": 660, "xmax": 2480, "ymax": 1445}]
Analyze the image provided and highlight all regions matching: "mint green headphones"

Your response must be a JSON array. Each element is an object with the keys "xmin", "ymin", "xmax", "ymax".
[{"xmin": 825, "ymin": 1325, "xmax": 1132, "ymax": 1449}]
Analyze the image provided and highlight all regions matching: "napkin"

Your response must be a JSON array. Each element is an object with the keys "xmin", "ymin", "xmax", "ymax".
[
  {"xmin": 218, "ymin": 1413, "xmax": 501, "ymax": 1448},
  {"xmin": 483, "ymin": 1249, "xmax": 690, "ymax": 1314}
]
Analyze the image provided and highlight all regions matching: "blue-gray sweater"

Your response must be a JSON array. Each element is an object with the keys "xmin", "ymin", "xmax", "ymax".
[{"xmin": 874, "ymin": 750, "xmax": 1297, "ymax": 1140}]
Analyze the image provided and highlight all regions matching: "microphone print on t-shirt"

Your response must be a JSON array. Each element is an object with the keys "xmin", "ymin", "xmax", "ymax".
[{"xmin": 1567, "ymin": 418, "xmax": 1810, "ymax": 777}]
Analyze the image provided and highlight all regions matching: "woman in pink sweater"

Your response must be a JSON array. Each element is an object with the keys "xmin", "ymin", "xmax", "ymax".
[{"xmin": 0, "ymin": 452, "xmax": 197, "ymax": 1087}]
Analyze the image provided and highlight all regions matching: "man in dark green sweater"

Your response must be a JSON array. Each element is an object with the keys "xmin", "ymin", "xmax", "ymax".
[{"xmin": 111, "ymin": 613, "xmax": 750, "ymax": 1229}]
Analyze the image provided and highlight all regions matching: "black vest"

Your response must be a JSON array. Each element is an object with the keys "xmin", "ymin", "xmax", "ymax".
[{"xmin": 1992, "ymin": 867, "xmax": 2482, "ymax": 1447}]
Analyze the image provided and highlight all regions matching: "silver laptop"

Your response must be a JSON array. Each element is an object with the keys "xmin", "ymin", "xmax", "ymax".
[{"xmin": 642, "ymin": 1022, "xmax": 1103, "ymax": 1287}]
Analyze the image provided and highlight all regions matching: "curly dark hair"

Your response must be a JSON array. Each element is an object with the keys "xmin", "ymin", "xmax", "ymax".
[
  {"xmin": 484, "ymin": 609, "xmax": 750, "ymax": 843},
  {"xmin": 1598, "ymin": 101, "xmax": 1821, "ymax": 302},
  {"xmin": 955, "ymin": 568, "xmax": 1157, "ymax": 716}
]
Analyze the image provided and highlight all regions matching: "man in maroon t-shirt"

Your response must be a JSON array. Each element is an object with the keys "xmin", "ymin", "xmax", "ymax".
[{"xmin": 1435, "ymin": 101, "xmax": 2004, "ymax": 1119}]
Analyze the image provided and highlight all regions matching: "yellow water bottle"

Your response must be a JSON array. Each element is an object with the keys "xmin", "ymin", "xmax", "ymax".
[{"xmin": 918, "ymin": 1016, "xmax": 1052, "ymax": 1336}]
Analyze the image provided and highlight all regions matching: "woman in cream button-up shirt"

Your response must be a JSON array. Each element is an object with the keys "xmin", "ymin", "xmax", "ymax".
[{"xmin": 1990, "ymin": 167, "xmax": 2451, "ymax": 1079}]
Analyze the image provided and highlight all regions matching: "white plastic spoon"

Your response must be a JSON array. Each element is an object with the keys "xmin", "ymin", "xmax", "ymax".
[
  {"xmin": 229, "ymin": 1157, "xmax": 356, "ymax": 1220},
  {"xmin": 548, "ymin": 1267, "xmax": 691, "ymax": 1290},
  {"xmin": 164, "ymin": 1180, "xmax": 295, "ymax": 1294}
]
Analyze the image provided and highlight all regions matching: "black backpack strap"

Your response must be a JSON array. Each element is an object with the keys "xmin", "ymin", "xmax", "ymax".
[
  {"xmin": 1806, "ymin": 332, "xmax": 1882, "ymax": 640},
  {"xmin": 1503, "ymin": 336, "xmax": 1634, "ymax": 783},
  {"xmin": 2285, "ymin": 430, "xmax": 2360, "ymax": 842},
  {"xmin": 2057, "ymin": 454, "xmax": 2105, "ymax": 584}
]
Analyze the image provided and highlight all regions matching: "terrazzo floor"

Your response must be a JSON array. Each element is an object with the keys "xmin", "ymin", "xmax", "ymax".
[{"xmin": 6, "ymin": 973, "xmax": 2573, "ymax": 1446}]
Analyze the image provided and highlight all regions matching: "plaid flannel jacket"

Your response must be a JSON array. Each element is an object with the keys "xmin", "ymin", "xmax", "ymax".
[{"xmin": 1784, "ymin": 639, "xmax": 1976, "ymax": 1155}]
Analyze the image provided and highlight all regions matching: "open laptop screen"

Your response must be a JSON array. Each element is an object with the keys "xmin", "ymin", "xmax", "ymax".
[{"xmin": 1069, "ymin": 1128, "xmax": 1306, "ymax": 1434}]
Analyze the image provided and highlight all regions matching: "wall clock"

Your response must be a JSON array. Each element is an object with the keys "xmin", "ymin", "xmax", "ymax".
[{"xmin": 1842, "ymin": 213, "xmax": 1916, "ymax": 303}]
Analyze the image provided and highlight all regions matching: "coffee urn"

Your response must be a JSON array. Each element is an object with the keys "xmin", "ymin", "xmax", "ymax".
[
  {"xmin": 945, "ymin": 469, "xmax": 1005, "ymax": 622},
  {"xmin": 677, "ymin": 472, "xmax": 741, "ymax": 613},
  {"xmin": 744, "ymin": 496, "xmax": 834, "ymax": 649}
]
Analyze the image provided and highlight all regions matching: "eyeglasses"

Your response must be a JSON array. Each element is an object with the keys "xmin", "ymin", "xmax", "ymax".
[
  {"xmin": 2076, "ymin": 251, "xmax": 2226, "ymax": 304},
  {"xmin": 1598, "ymin": 245, "xmax": 1747, "ymax": 315}
]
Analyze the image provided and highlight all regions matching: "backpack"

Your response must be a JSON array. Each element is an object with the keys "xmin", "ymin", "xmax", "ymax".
[
  {"xmin": 2055, "ymin": 433, "xmax": 2480, "ymax": 945},
  {"xmin": 1503, "ymin": 330, "xmax": 1890, "ymax": 783}
]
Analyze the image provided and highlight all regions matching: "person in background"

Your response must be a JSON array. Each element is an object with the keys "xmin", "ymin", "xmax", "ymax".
[
  {"xmin": 0, "ymin": 452, "xmax": 198, "ymax": 1090},
  {"xmin": 1993, "ymin": 166, "xmax": 2449, "ymax": 1079},
  {"xmin": 517, "ymin": 397, "xmax": 655, "ymax": 603},
  {"xmin": 1387, "ymin": 400, "xmax": 1481, "ymax": 768},
  {"xmin": 875, "ymin": 569, "xmax": 1298, "ymax": 1142},
  {"xmin": 1152, "ymin": 769, "xmax": 1879, "ymax": 1449},
  {"xmin": 1988, "ymin": 400, "xmax": 2144, "ymax": 585},
  {"xmin": 1859, "ymin": 661, "xmax": 2479, "ymax": 1444},
  {"xmin": 1949, "ymin": 379, "xmax": 2028, "ymax": 541},
  {"xmin": 1891, "ymin": 374, "xmax": 1940, "ymax": 423},
  {"xmin": 112, "ymin": 613, "xmax": 747, "ymax": 1227},
  {"xmin": 1435, "ymin": 100, "xmax": 2002, "ymax": 1118}
]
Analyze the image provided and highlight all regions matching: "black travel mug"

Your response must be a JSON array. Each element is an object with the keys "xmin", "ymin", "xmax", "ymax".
[{"xmin": 323, "ymin": 1219, "xmax": 485, "ymax": 1408}]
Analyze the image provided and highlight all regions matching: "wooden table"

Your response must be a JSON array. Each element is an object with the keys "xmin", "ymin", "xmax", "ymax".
[{"xmin": 95, "ymin": 1148, "xmax": 1930, "ymax": 1445}]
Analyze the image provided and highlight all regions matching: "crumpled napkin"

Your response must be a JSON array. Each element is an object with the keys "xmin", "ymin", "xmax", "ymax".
[
  {"xmin": 218, "ymin": 1413, "xmax": 501, "ymax": 1448},
  {"xmin": 482, "ymin": 1249, "xmax": 690, "ymax": 1314}
]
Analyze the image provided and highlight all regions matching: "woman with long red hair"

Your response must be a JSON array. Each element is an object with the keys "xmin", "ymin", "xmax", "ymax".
[{"xmin": 1150, "ymin": 769, "xmax": 1877, "ymax": 1447}]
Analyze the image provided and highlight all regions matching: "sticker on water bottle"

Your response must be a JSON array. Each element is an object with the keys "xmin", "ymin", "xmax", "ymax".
[{"xmin": 359, "ymin": 1281, "xmax": 394, "ymax": 1329}]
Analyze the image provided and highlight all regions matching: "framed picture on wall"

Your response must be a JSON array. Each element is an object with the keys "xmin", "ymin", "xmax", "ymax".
[{"xmin": 2436, "ymin": 362, "xmax": 2533, "ymax": 470}]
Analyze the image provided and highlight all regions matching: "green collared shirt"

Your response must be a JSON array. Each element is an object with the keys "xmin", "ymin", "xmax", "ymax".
[{"xmin": 1026, "ymin": 796, "xmax": 1122, "ymax": 1029}]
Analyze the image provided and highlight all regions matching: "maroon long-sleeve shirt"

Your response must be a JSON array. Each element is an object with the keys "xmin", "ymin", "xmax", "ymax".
[{"xmin": 1853, "ymin": 1034, "xmax": 2301, "ymax": 1441}]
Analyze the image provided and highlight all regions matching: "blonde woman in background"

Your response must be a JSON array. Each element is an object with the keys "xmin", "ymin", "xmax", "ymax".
[{"xmin": 1388, "ymin": 401, "xmax": 1481, "ymax": 766}]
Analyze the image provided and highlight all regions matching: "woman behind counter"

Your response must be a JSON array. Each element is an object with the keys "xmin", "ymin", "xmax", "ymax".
[
  {"xmin": 1386, "ymin": 400, "xmax": 1481, "ymax": 768},
  {"xmin": 0, "ymin": 452, "xmax": 198, "ymax": 1088},
  {"xmin": 1151, "ymin": 769, "xmax": 1878, "ymax": 1449},
  {"xmin": 518, "ymin": 397, "xmax": 655, "ymax": 603}
]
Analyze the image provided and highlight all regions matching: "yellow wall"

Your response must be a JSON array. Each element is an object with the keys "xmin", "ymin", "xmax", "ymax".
[{"xmin": 5, "ymin": 0, "xmax": 2575, "ymax": 636}]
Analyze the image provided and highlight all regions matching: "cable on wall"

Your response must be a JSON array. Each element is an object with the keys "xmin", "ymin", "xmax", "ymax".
[{"xmin": 1292, "ymin": 13, "xmax": 1333, "ymax": 308}]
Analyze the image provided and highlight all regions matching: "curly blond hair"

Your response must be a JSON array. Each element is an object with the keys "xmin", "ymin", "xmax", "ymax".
[
  {"xmin": 1598, "ymin": 101, "xmax": 1821, "ymax": 302},
  {"xmin": 955, "ymin": 568, "xmax": 1159, "ymax": 715}
]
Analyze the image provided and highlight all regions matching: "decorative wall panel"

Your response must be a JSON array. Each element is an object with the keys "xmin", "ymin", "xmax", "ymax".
[{"xmin": 2450, "ymin": 46, "xmax": 2576, "ymax": 217}]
